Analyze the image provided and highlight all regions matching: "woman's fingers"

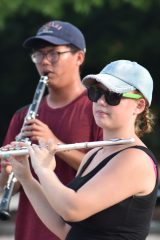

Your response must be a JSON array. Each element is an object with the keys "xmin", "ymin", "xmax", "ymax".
[{"xmin": 5, "ymin": 165, "xmax": 12, "ymax": 174}]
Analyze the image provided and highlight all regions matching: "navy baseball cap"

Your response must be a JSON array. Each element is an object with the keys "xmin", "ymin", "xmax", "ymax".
[{"xmin": 23, "ymin": 20, "xmax": 86, "ymax": 52}]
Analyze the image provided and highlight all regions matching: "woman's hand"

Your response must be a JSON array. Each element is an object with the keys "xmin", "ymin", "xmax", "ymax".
[
  {"xmin": 0, "ymin": 156, "xmax": 12, "ymax": 174},
  {"xmin": 9, "ymin": 153, "xmax": 32, "ymax": 184},
  {"xmin": 0, "ymin": 141, "xmax": 26, "ymax": 174},
  {"xmin": 28, "ymin": 139, "xmax": 57, "ymax": 175},
  {"xmin": 0, "ymin": 142, "xmax": 32, "ymax": 183}
]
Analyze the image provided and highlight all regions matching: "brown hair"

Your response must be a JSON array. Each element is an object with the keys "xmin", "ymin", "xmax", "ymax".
[{"xmin": 135, "ymin": 106, "xmax": 155, "ymax": 137}]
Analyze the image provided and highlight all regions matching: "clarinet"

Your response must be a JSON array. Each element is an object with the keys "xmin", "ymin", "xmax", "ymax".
[{"xmin": 0, "ymin": 75, "xmax": 48, "ymax": 220}]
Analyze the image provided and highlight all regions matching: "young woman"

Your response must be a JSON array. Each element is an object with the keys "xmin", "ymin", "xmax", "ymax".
[{"xmin": 9, "ymin": 60, "xmax": 158, "ymax": 240}]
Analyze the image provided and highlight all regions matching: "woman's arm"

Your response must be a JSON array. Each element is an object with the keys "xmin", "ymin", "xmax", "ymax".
[
  {"xmin": 29, "ymin": 145, "xmax": 157, "ymax": 222},
  {"xmin": 11, "ymin": 155, "xmax": 71, "ymax": 240}
]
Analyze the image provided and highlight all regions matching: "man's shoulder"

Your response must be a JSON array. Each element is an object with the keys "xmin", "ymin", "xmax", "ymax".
[{"xmin": 16, "ymin": 104, "xmax": 29, "ymax": 114}]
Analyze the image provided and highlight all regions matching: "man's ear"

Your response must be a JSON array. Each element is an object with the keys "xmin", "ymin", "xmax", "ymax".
[{"xmin": 76, "ymin": 51, "xmax": 85, "ymax": 66}]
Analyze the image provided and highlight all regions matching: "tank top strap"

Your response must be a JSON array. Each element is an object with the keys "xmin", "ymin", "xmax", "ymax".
[
  {"xmin": 130, "ymin": 145, "xmax": 158, "ymax": 180},
  {"xmin": 77, "ymin": 147, "xmax": 127, "ymax": 177},
  {"xmin": 77, "ymin": 148, "xmax": 101, "ymax": 177},
  {"xmin": 131, "ymin": 146, "xmax": 157, "ymax": 163},
  {"xmin": 77, "ymin": 145, "xmax": 158, "ymax": 178}
]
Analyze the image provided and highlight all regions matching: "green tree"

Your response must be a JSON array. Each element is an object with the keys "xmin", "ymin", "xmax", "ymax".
[{"xmin": 0, "ymin": 0, "xmax": 158, "ymax": 28}]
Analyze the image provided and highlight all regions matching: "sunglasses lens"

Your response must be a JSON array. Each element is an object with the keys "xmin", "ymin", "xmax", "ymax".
[
  {"xmin": 87, "ymin": 87, "xmax": 102, "ymax": 102},
  {"xmin": 106, "ymin": 92, "xmax": 122, "ymax": 106},
  {"xmin": 87, "ymin": 86, "xmax": 122, "ymax": 106}
]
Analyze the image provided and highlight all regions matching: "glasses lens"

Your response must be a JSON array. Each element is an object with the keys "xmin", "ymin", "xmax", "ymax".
[
  {"xmin": 31, "ymin": 52, "xmax": 42, "ymax": 64},
  {"xmin": 106, "ymin": 92, "xmax": 122, "ymax": 106},
  {"xmin": 31, "ymin": 51, "xmax": 58, "ymax": 64},
  {"xmin": 48, "ymin": 51, "xmax": 59, "ymax": 63}
]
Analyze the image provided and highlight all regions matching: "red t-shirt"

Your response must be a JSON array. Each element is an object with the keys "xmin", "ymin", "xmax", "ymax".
[{"xmin": 3, "ymin": 90, "xmax": 102, "ymax": 240}]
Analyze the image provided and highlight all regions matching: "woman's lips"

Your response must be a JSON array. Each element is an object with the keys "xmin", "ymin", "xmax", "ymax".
[{"xmin": 95, "ymin": 110, "xmax": 109, "ymax": 116}]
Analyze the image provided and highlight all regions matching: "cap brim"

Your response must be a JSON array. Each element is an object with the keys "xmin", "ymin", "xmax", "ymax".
[
  {"xmin": 82, "ymin": 74, "xmax": 136, "ymax": 93},
  {"xmin": 23, "ymin": 35, "xmax": 70, "ymax": 48}
]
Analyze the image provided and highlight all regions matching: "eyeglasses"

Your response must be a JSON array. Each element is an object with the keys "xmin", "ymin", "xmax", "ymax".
[
  {"xmin": 31, "ymin": 50, "xmax": 74, "ymax": 64},
  {"xmin": 87, "ymin": 86, "xmax": 143, "ymax": 106}
]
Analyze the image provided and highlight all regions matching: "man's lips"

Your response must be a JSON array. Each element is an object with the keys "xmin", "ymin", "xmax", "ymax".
[
  {"xmin": 42, "ymin": 69, "xmax": 55, "ymax": 75},
  {"xmin": 42, "ymin": 71, "xmax": 50, "ymax": 76}
]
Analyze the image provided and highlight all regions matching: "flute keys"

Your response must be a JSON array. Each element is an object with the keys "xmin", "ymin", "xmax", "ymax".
[{"xmin": 0, "ymin": 146, "xmax": 28, "ymax": 158}]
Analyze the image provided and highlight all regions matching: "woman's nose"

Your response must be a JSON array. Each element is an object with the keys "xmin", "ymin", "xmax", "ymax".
[{"xmin": 97, "ymin": 95, "xmax": 107, "ymax": 106}]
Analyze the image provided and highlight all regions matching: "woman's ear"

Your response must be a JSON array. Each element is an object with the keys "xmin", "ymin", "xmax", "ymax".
[{"xmin": 136, "ymin": 99, "xmax": 146, "ymax": 114}]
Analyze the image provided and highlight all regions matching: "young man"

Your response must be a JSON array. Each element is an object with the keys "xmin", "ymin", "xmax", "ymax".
[{"xmin": 0, "ymin": 20, "xmax": 102, "ymax": 240}]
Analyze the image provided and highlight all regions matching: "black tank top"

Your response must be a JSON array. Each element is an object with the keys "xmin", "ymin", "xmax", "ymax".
[{"xmin": 65, "ymin": 146, "xmax": 159, "ymax": 240}]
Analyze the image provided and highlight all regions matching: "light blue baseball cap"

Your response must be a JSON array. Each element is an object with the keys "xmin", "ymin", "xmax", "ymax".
[{"xmin": 82, "ymin": 60, "xmax": 153, "ymax": 106}]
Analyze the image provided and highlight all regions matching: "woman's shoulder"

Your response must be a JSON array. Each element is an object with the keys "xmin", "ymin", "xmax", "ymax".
[{"xmin": 112, "ymin": 145, "xmax": 156, "ymax": 177}]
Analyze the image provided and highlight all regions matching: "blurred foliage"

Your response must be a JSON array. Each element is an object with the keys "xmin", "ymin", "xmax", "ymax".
[
  {"xmin": 0, "ymin": 0, "xmax": 104, "ymax": 28},
  {"xmin": 0, "ymin": 0, "xmax": 160, "ymax": 160},
  {"xmin": 0, "ymin": 0, "xmax": 158, "ymax": 28}
]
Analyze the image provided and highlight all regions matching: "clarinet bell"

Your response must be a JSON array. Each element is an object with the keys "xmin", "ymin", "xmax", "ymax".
[{"xmin": 0, "ymin": 209, "xmax": 11, "ymax": 220}]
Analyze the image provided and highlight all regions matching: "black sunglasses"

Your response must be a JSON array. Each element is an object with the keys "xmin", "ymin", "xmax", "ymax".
[{"xmin": 87, "ymin": 86, "xmax": 142, "ymax": 106}]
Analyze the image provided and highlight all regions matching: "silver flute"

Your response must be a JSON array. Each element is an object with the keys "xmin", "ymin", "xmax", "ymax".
[
  {"xmin": 0, "ymin": 137, "xmax": 134, "ymax": 221},
  {"xmin": 0, "ymin": 75, "xmax": 48, "ymax": 221},
  {"xmin": 0, "ymin": 138, "xmax": 135, "ymax": 157}
]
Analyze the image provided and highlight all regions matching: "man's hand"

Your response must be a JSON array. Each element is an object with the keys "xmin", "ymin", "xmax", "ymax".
[{"xmin": 20, "ymin": 119, "xmax": 60, "ymax": 143}]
